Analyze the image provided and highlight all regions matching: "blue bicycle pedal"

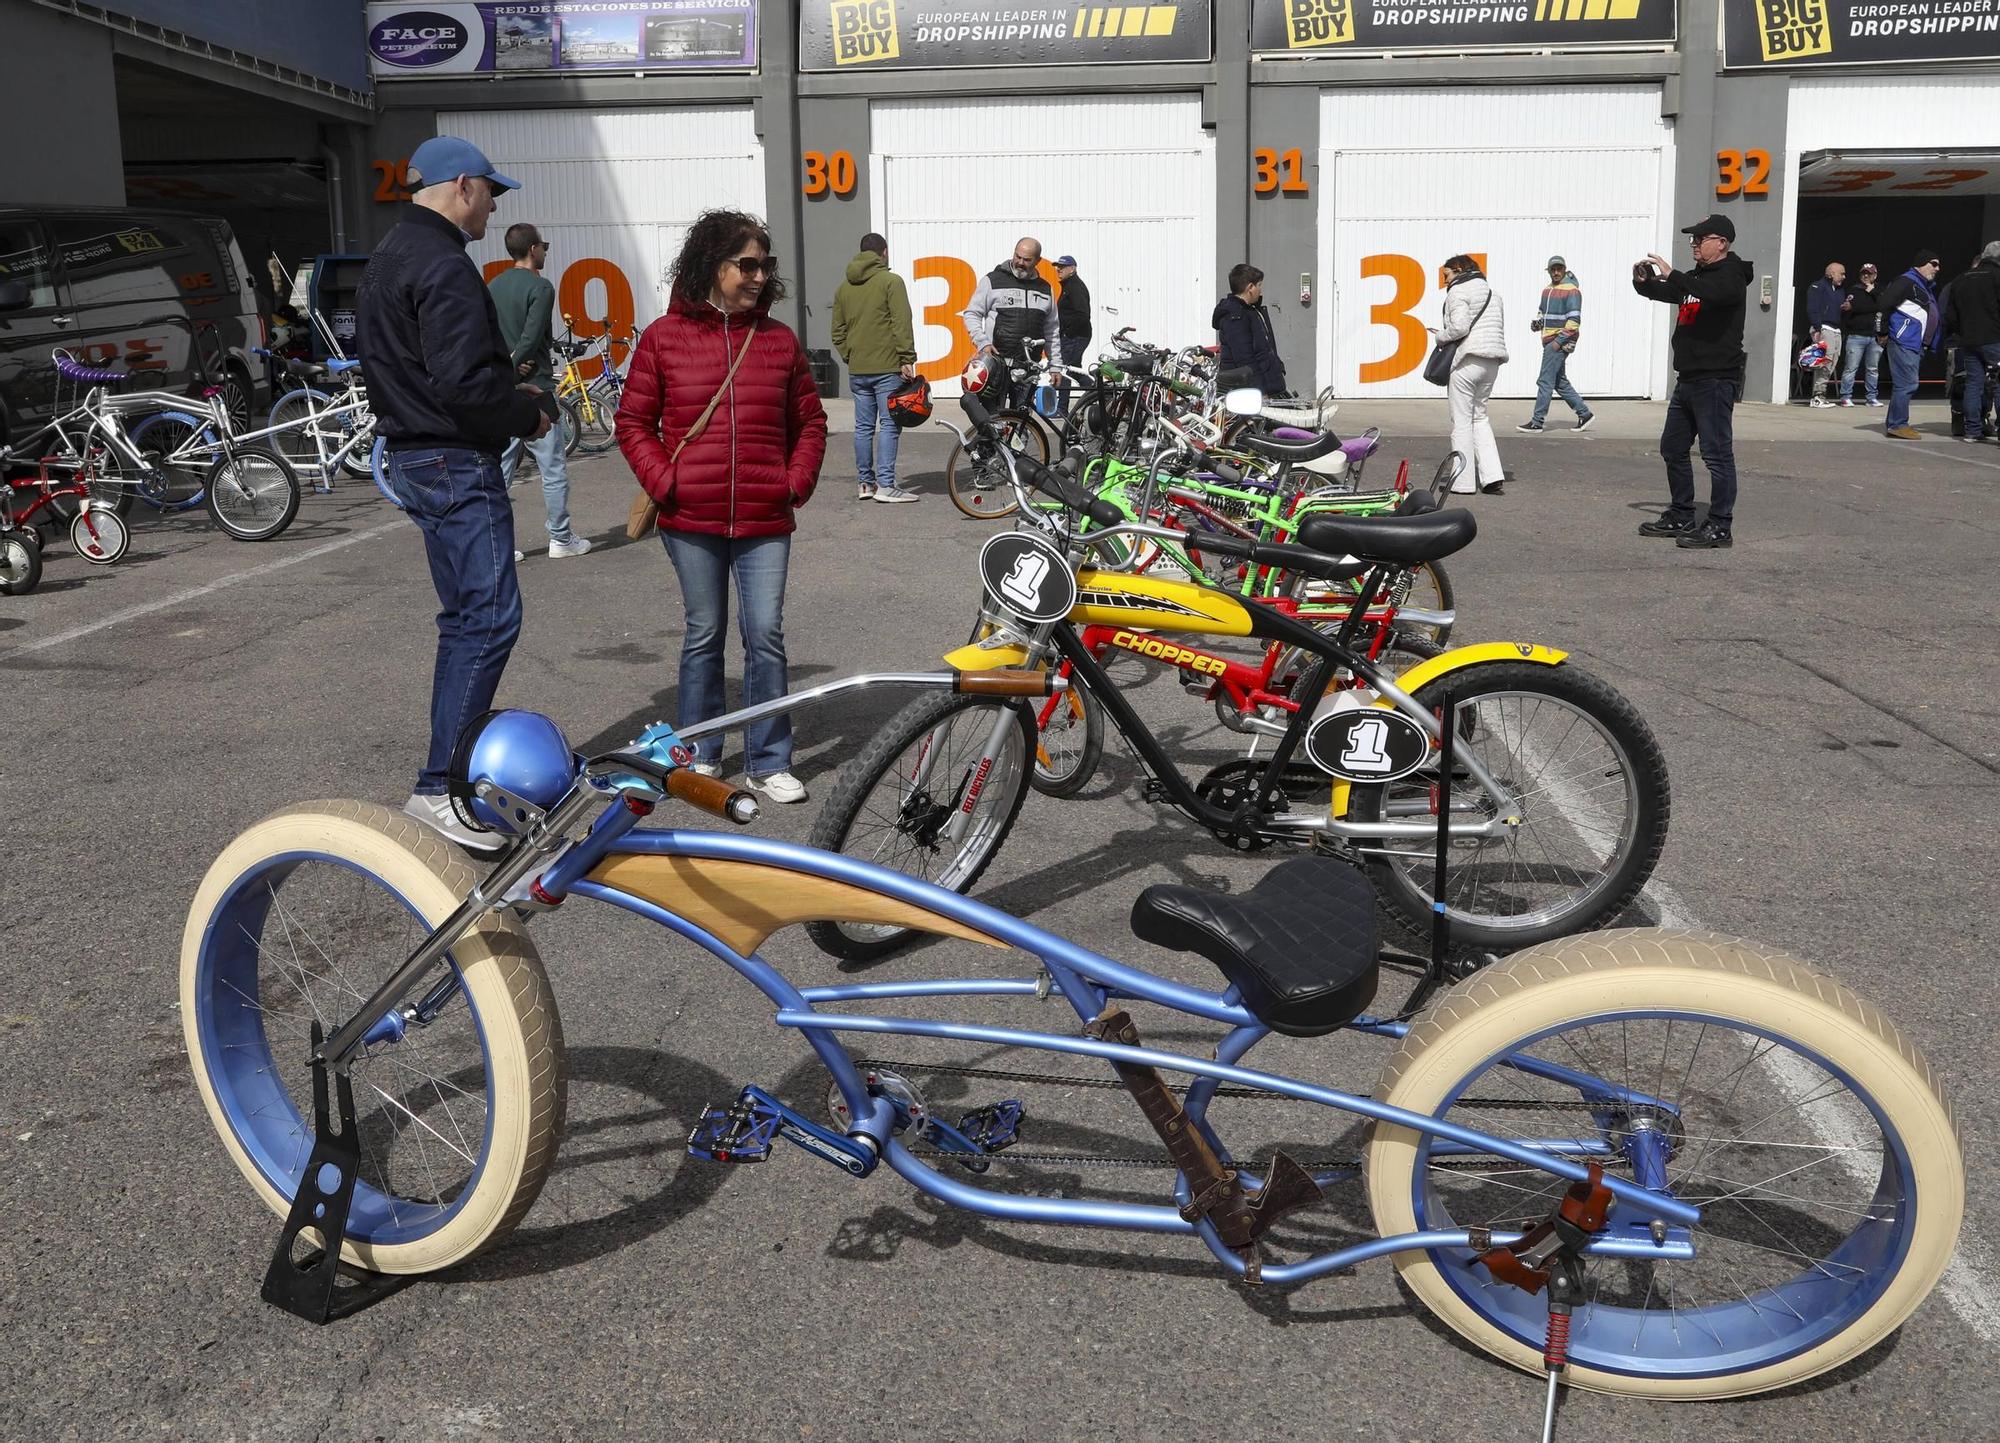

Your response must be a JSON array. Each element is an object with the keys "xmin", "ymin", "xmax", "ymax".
[
  {"xmin": 957, "ymin": 1100, "xmax": 1023, "ymax": 1152},
  {"xmin": 688, "ymin": 1098, "xmax": 778, "ymax": 1163}
]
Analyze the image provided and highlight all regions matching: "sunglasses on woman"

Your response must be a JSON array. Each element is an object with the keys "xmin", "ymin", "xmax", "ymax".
[{"xmin": 728, "ymin": 255, "xmax": 778, "ymax": 277}]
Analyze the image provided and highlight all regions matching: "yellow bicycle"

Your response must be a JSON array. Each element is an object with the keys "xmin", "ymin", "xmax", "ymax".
[{"xmin": 554, "ymin": 317, "xmax": 629, "ymax": 455}]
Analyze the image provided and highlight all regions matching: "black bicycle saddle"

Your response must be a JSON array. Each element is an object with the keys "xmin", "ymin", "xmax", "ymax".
[
  {"xmin": 1130, "ymin": 854, "xmax": 1380, "ymax": 1037},
  {"xmin": 1293, "ymin": 507, "xmax": 1477, "ymax": 566}
]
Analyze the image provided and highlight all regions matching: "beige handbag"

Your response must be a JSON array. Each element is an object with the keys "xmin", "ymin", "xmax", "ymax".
[{"xmin": 625, "ymin": 323, "xmax": 759, "ymax": 540}]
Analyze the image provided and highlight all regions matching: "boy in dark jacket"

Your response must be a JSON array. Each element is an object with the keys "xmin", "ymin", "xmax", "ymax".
[
  {"xmin": 1837, "ymin": 263, "xmax": 1883, "ymax": 406},
  {"xmin": 1212, "ymin": 264, "xmax": 1287, "ymax": 396},
  {"xmin": 1632, "ymin": 213, "xmax": 1754, "ymax": 550}
]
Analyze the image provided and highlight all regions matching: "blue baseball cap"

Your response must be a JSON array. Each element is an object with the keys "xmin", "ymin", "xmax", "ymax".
[{"xmin": 407, "ymin": 136, "xmax": 519, "ymax": 193}]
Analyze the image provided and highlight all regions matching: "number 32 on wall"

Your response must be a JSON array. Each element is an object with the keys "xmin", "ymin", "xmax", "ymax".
[{"xmin": 1716, "ymin": 149, "xmax": 1771, "ymax": 198}]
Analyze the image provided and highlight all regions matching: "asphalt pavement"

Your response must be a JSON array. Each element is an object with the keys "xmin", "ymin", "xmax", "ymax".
[{"xmin": 3, "ymin": 395, "xmax": 1996, "ymax": 1442}]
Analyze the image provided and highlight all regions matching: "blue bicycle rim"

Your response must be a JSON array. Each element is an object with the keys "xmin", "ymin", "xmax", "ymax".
[
  {"xmin": 192, "ymin": 851, "xmax": 493, "ymax": 1246},
  {"xmin": 1411, "ymin": 1008, "xmax": 1915, "ymax": 1382}
]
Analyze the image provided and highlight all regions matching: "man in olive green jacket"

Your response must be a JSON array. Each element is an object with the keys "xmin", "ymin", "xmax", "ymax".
[{"xmin": 831, "ymin": 233, "xmax": 918, "ymax": 501}]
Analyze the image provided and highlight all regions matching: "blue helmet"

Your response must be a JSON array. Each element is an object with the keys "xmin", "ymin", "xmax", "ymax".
[{"xmin": 447, "ymin": 710, "xmax": 577, "ymax": 835}]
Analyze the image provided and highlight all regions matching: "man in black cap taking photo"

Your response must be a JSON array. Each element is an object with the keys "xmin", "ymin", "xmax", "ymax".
[{"xmin": 1631, "ymin": 213, "xmax": 1754, "ymax": 550}]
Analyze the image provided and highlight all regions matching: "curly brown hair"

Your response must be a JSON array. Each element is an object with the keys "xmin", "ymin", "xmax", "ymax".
[{"xmin": 668, "ymin": 208, "xmax": 787, "ymax": 307}]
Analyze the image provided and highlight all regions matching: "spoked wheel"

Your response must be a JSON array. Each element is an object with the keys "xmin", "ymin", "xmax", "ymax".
[
  {"xmin": 0, "ymin": 527, "xmax": 42, "ymax": 594},
  {"xmin": 558, "ymin": 398, "xmax": 582, "ymax": 456},
  {"xmin": 946, "ymin": 410, "xmax": 1048, "ymax": 519},
  {"xmin": 266, "ymin": 389, "xmax": 333, "ymax": 474},
  {"xmin": 575, "ymin": 394, "xmax": 619, "ymax": 454},
  {"xmin": 68, "ymin": 503, "xmax": 129, "ymax": 565},
  {"xmin": 1029, "ymin": 662, "xmax": 1103, "ymax": 797},
  {"xmin": 1345, "ymin": 660, "xmax": 1669, "ymax": 952},
  {"xmin": 806, "ymin": 691, "xmax": 1034, "ymax": 962},
  {"xmin": 181, "ymin": 801, "xmax": 566, "ymax": 1274},
  {"xmin": 129, "ymin": 409, "xmax": 213, "ymax": 506},
  {"xmin": 205, "ymin": 446, "xmax": 302, "ymax": 540},
  {"xmin": 1366, "ymin": 929, "xmax": 1964, "ymax": 1399}
]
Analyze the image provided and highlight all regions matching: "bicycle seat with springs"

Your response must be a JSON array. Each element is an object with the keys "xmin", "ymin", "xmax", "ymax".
[
  {"xmin": 1130, "ymin": 854, "xmax": 1379, "ymax": 1037},
  {"xmin": 283, "ymin": 357, "xmax": 360, "ymax": 384},
  {"xmin": 1294, "ymin": 506, "xmax": 1476, "ymax": 566}
]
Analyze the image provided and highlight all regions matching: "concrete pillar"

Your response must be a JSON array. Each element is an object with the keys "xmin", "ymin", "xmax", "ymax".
[
  {"xmin": 0, "ymin": 1, "xmax": 123, "ymax": 205},
  {"xmin": 1245, "ymin": 83, "xmax": 1320, "ymax": 395},
  {"xmin": 759, "ymin": 20, "xmax": 807, "ymax": 341}
]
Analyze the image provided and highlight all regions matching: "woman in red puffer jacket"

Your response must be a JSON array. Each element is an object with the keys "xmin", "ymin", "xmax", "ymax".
[{"xmin": 615, "ymin": 209, "xmax": 827, "ymax": 803}]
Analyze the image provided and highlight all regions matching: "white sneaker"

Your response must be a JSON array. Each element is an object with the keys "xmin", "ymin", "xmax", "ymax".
[
  {"xmin": 1837, "ymin": 398, "xmax": 1854, "ymax": 407},
  {"xmin": 689, "ymin": 760, "xmax": 724, "ymax": 778},
  {"xmin": 402, "ymin": 792, "xmax": 506, "ymax": 853},
  {"xmin": 744, "ymin": 770, "xmax": 808, "ymax": 804},
  {"xmin": 873, "ymin": 487, "xmax": 920, "ymax": 504},
  {"xmin": 513, "ymin": 550, "xmax": 525, "ymax": 562},
  {"xmin": 1809, "ymin": 398, "xmax": 1835, "ymax": 408},
  {"xmin": 548, "ymin": 535, "xmax": 594, "ymax": 558}
]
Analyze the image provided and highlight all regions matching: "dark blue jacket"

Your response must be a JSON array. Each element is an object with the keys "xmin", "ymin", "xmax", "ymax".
[
  {"xmin": 355, "ymin": 205, "xmax": 540, "ymax": 452},
  {"xmin": 1806, "ymin": 277, "xmax": 1846, "ymax": 329},
  {"xmin": 1211, "ymin": 294, "xmax": 1286, "ymax": 394}
]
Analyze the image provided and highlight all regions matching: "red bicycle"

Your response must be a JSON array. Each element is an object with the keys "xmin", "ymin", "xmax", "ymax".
[{"xmin": 5, "ymin": 450, "xmax": 131, "ymax": 572}]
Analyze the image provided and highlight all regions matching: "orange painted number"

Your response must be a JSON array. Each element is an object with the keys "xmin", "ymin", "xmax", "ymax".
[
  {"xmin": 1358, "ymin": 254, "xmax": 1429, "ymax": 385},
  {"xmin": 912, "ymin": 255, "xmax": 979, "ymax": 384},
  {"xmin": 557, "ymin": 259, "xmax": 637, "ymax": 367},
  {"xmin": 1815, "ymin": 167, "xmax": 1897, "ymax": 195},
  {"xmin": 372, "ymin": 159, "xmax": 413, "ymax": 204},
  {"xmin": 803, "ymin": 150, "xmax": 856, "ymax": 198},
  {"xmin": 1893, "ymin": 167, "xmax": 1988, "ymax": 191},
  {"xmin": 1253, "ymin": 148, "xmax": 1307, "ymax": 195},
  {"xmin": 1717, "ymin": 148, "xmax": 1771, "ymax": 196}
]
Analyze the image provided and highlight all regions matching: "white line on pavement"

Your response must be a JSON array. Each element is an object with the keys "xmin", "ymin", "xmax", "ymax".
[
  {"xmin": 1637, "ymin": 872, "xmax": 2000, "ymax": 1347},
  {"xmin": 0, "ymin": 518, "xmax": 408, "ymax": 663}
]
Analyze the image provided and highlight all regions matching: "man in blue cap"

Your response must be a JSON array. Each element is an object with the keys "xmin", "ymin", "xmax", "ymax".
[{"xmin": 357, "ymin": 134, "xmax": 552, "ymax": 851}]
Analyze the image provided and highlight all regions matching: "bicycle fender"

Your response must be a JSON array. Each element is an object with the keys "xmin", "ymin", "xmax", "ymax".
[
  {"xmin": 943, "ymin": 640, "xmax": 1030, "ymax": 669},
  {"xmin": 1381, "ymin": 642, "xmax": 1567, "ymax": 699},
  {"xmin": 1328, "ymin": 644, "xmax": 1568, "ymax": 820}
]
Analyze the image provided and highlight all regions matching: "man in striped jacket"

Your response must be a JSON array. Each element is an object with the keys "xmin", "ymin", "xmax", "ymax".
[{"xmin": 1517, "ymin": 256, "xmax": 1595, "ymax": 432}]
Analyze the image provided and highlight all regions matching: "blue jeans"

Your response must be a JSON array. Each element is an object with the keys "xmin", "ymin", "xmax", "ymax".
[
  {"xmin": 1529, "ymin": 344, "xmax": 1590, "ymax": 425},
  {"xmin": 500, "ymin": 421, "xmax": 574, "ymax": 542},
  {"xmin": 1838, "ymin": 332, "xmax": 1882, "ymax": 402},
  {"xmin": 1886, "ymin": 344, "xmax": 1921, "ymax": 430},
  {"xmin": 662, "ymin": 531, "xmax": 793, "ymax": 776},
  {"xmin": 388, "ymin": 447, "xmax": 523, "ymax": 795},
  {"xmin": 850, "ymin": 372, "xmax": 903, "ymax": 491},
  {"xmin": 1961, "ymin": 341, "xmax": 2000, "ymax": 438},
  {"xmin": 1659, "ymin": 376, "xmax": 1739, "ymax": 528}
]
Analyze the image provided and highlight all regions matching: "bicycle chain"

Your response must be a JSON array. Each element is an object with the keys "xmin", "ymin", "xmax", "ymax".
[{"xmin": 862, "ymin": 1058, "xmax": 1605, "ymax": 1174}]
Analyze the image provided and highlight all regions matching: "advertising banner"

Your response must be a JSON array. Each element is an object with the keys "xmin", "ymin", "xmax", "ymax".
[
  {"xmin": 799, "ymin": 2, "xmax": 1213, "ymax": 71},
  {"xmin": 366, "ymin": 1, "xmax": 757, "ymax": 78},
  {"xmin": 1250, "ymin": 0, "xmax": 1675, "ymax": 53},
  {"xmin": 1722, "ymin": 0, "xmax": 2000, "ymax": 68}
]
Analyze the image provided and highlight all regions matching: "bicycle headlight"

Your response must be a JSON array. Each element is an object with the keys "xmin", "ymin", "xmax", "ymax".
[{"xmin": 447, "ymin": 709, "xmax": 577, "ymax": 835}]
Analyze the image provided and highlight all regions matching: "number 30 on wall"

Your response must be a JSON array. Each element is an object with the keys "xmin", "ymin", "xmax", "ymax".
[{"xmin": 802, "ymin": 151, "xmax": 856, "ymax": 197}]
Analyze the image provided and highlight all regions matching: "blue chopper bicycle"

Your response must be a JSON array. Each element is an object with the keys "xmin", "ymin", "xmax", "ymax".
[{"xmin": 180, "ymin": 458, "xmax": 1963, "ymax": 1423}]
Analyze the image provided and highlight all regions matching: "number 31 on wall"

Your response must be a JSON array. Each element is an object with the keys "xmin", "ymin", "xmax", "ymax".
[{"xmin": 1716, "ymin": 149, "xmax": 1771, "ymax": 198}]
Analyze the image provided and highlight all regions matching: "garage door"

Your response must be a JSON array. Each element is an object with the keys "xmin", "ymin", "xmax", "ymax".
[
  {"xmin": 439, "ymin": 107, "xmax": 763, "ymax": 352},
  {"xmin": 1317, "ymin": 86, "xmax": 1674, "ymax": 400},
  {"xmin": 872, "ymin": 95, "xmax": 1215, "ymax": 391}
]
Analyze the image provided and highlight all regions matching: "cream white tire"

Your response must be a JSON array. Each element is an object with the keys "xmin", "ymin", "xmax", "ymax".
[
  {"xmin": 1363, "ymin": 927, "xmax": 1964, "ymax": 1399},
  {"xmin": 181, "ymin": 799, "xmax": 565, "ymax": 1274}
]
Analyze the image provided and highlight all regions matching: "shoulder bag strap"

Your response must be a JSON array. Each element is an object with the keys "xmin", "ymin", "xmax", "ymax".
[{"xmin": 670, "ymin": 321, "xmax": 759, "ymax": 462}]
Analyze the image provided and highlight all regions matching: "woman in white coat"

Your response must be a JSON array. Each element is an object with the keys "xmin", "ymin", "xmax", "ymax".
[{"xmin": 1430, "ymin": 255, "xmax": 1510, "ymax": 495}]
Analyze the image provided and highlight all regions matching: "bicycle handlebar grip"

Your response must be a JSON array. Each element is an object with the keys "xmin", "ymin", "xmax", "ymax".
[
  {"xmin": 666, "ymin": 767, "xmax": 760, "ymax": 825},
  {"xmin": 54, "ymin": 356, "xmax": 126, "ymax": 384},
  {"xmin": 954, "ymin": 669, "xmax": 1059, "ymax": 698}
]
